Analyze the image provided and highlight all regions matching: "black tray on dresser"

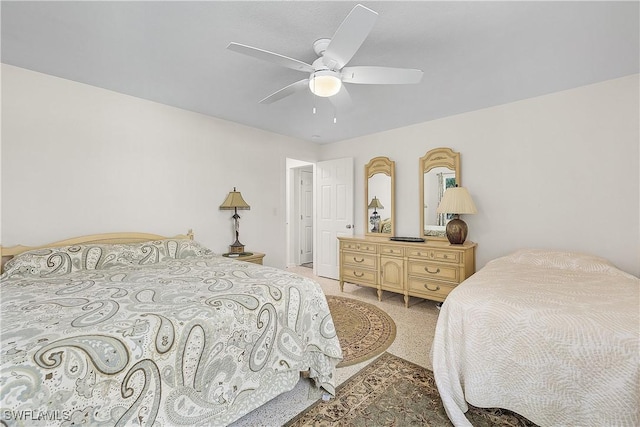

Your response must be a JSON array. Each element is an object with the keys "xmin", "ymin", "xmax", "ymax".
[{"xmin": 389, "ymin": 237, "xmax": 425, "ymax": 243}]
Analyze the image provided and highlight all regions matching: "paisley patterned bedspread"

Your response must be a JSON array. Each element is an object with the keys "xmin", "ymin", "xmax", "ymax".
[
  {"xmin": 432, "ymin": 249, "xmax": 639, "ymax": 427},
  {"xmin": 0, "ymin": 240, "xmax": 342, "ymax": 426}
]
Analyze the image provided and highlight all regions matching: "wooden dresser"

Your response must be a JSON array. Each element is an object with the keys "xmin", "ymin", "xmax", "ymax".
[{"xmin": 338, "ymin": 236, "xmax": 476, "ymax": 307}]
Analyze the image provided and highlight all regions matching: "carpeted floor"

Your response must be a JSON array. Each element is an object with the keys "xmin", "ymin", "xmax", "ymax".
[
  {"xmin": 327, "ymin": 295, "xmax": 396, "ymax": 367},
  {"xmin": 285, "ymin": 352, "xmax": 538, "ymax": 427}
]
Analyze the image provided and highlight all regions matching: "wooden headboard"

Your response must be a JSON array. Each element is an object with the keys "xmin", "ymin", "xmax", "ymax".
[{"xmin": 0, "ymin": 229, "xmax": 194, "ymax": 273}]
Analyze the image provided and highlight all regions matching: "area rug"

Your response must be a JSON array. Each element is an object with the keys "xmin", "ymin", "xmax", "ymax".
[
  {"xmin": 327, "ymin": 296, "xmax": 396, "ymax": 368},
  {"xmin": 285, "ymin": 352, "xmax": 538, "ymax": 427}
]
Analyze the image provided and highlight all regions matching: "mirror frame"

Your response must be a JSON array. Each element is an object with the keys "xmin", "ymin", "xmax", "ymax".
[
  {"xmin": 419, "ymin": 147, "xmax": 461, "ymax": 240},
  {"xmin": 365, "ymin": 156, "xmax": 395, "ymax": 237}
]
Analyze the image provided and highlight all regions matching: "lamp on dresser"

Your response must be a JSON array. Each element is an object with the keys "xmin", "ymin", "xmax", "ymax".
[
  {"xmin": 368, "ymin": 196, "xmax": 384, "ymax": 232},
  {"xmin": 436, "ymin": 186, "xmax": 477, "ymax": 244},
  {"xmin": 220, "ymin": 187, "xmax": 251, "ymax": 254}
]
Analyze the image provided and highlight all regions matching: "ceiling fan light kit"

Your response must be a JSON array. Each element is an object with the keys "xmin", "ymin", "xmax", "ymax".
[
  {"xmin": 227, "ymin": 3, "xmax": 423, "ymax": 107},
  {"xmin": 309, "ymin": 70, "xmax": 342, "ymax": 97}
]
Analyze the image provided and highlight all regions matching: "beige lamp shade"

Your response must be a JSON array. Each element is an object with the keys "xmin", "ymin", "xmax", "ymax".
[
  {"xmin": 436, "ymin": 187, "xmax": 477, "ymax": 215},
  {"xmin": 220, "ymin": 188, "xmax": 250, "ymax": 210},
  {"xmin": 368, "ymin": 197, "xmax": 384, "ymax": 210}
]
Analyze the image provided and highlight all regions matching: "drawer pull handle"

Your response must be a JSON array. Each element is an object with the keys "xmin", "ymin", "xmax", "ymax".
[
  {"xmin": 354, "ymin": 271, "xmax": 364, "ymax": 277},
  {"xmin": 353, "ymin": 257, "xmax": 365, "ymax": 263},
  {"xmin": 424, "ymin": 283, "xmax": 440, "ymax": 291},
  {"xmin": 443, "ymin": 254, "xmax": 449, "ymax": 259},
  {"xmin": 425, "ymin": 267, "xmax": 440, "ymax": 274}
]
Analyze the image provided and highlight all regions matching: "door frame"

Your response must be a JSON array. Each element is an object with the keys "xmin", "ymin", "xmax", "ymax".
[
  {"xmin": 286, "ymin": 157, "xmax": 354, "ymax": 278},
  {"xmin": 298, "ymin": 166, "xmax": 314, "ymax": 265},
  {"xmin": 286, "ymin": 158, "xmax": 315, "ymax": 270}
]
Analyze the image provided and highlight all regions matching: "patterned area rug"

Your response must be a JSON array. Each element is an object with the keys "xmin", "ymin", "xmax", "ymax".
[
  {"xmin": 327, "ymin": 296, "xmax": 396, "ymax": 368},
  {"xmin": 285, "ymin": 352, "xmax": 538, "ymax": 427}
]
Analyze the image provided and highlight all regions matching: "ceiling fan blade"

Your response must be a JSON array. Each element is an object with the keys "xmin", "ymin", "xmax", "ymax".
[
  {"xmin": 323, "ymin": 4, "xmax": 378, "ymax": 70},
  {"xmin": 328, "ymin": 85, "xmax": 353, "ymax": 110},
  {"xmin": 227, "ymin": 42, "xmax": 314, "ymax": 73},
  {"xmin": 342, "ymin": 66, "xmax": 424, "ymax": 84},
  {"xmin": 259, "ymin": 79, "xmax": 310, "ymax": 104}
]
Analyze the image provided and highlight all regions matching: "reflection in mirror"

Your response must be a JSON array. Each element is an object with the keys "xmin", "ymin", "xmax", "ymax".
[
  {"xmin": 365, "ymin": 157, "xmax": 395, "ymax": 236},
  {"xmin": 419, "ymin": 148, "xmax": 460, "ymax": 239},
  {"xmin": 368, "ymin": 175, "xmax": 390, "ymax": 232},
  {"xmin": 424, "ymin": 167, "xmax": 456, "ymax": 236}
]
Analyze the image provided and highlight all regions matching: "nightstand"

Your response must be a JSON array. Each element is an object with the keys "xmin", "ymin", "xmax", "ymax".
[{"xmin": 223, "ymin": 252, "xmax": 265, "ymax": 265}]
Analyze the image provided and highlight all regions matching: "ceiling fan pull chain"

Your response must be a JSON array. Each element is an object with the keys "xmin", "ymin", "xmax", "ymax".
[
  {"xmin": 312, "ymin": 80, "xmax": 317, "ymax": 114},
  {"xmin": 313, "ymin": 90, "xmax": 317, "ymax": 114}
]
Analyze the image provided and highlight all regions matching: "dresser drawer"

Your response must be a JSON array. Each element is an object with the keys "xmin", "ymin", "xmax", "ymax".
[
  {"xmin": 342, "ymin": 251, "xmax": 377, "ymax": 268},
  {"xmin": 380, "ymin": 245, "xmax": 404, "ymax": 256},
  {"xmin": 407, "ymin": 248, "xmax": 460, "ymax": 264},
  {"xmin": 342, "ymin": 267, "xmax": 377, "ymax": 285},
  {"xmin": 341, "ymin": 241, "xmax": 377, "ymax": 253},
  {"xmin": 407, "ymin": 277, "xmax": 456, "ymax": 300},
  {"xmin": 408, "ymin": 261, "xmax": 459, "ymax": 282}
]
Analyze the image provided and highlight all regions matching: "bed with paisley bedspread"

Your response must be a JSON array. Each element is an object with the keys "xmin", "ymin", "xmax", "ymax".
[
  {"xmin": 0, "ymin": 234, "xmax": 342, "ymax": 426},
  {"xmin": 432, "ymin": 249, "xmax": 639, "ymax": 427}
]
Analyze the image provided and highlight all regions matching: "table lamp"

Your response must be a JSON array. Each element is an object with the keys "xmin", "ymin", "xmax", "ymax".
[
  {"xmin": 220, "ymin": 187, "xmax": 250, "ymax": 254},
  {"xmin": 436, "ymin": 186, "xmax": 477, "ymax": 244},
  {"xmin": 368, "ymin": 196, "xmax": 384, "ymax": 232}
]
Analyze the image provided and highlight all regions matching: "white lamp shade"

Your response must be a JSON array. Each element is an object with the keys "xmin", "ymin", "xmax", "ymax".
[
  {"xmin": 436, "ymin": 187, "xmax": 477, "ymax": 215},
  {"xmin": 309, "ymin": 71, "xmax": 342, "ymax": 97}
]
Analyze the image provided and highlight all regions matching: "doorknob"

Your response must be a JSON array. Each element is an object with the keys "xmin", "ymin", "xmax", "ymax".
[{"xmin": 346, "ymin": 224, "xmax": 352, "ymax": 229}]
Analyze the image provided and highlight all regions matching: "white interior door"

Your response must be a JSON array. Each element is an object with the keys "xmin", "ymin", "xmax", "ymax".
[
  {"xmin": 316, "ymin": 158, "xmax": 354, "ymax": 279},
  {"xmin": 299, "ymin": 167, "xmax": 313, "ymax": 264}
]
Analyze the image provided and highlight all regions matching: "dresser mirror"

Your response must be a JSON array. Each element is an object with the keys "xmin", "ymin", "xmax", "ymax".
[
  {"xmin": 420, "ymin": 147, "xmax": 460, "ymax": 239},
  {"xmin": 365, "ymin": 156, "xmax": 395, "ymax": 236}
]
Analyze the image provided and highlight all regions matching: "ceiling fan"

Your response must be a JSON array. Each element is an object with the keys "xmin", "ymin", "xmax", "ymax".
[{"xmin": 227, "ymin": 4, "xmax": 423, "ymax": 107}]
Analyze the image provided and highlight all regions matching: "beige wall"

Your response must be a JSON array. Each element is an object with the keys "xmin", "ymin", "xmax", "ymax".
[
  {"xmin": 320, "ymin": 75, "xmax": 639, "ymax": 276},
  {"xmin": 3, "ymin": 64, "xmax": 638, "ymax": 275},
  {"xmin": 1, "ymin": 64, "xmax": 320, "ymax": 268}
]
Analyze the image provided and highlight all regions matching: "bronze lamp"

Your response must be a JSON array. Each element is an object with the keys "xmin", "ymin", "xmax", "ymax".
[
  {"xmin": 220, "ymin": 187, "xmax": 250, "ymax": 254},
  {"xmin": 436, "ymin": 186, "xmax": 477, "ymax": 244}
]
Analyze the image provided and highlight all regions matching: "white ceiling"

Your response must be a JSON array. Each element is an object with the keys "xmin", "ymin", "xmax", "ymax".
[{"xmin": 2, "ymin": 1, "xmax": 638, "ymax": 144}]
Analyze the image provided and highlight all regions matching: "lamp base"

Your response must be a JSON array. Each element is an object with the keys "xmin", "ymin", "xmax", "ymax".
[
  {"xmin": 370, "ymin": 212, "xmax": 381, "ymax": 233},
  {"xmin": 445, "ymin": 216, "xmax": 468, "ymax": 245},
  {"xmin": 229, "ymin": 240, "xmax": 245, "ymax": 254}
]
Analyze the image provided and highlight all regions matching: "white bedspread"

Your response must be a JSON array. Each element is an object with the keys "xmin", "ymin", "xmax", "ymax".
[{"xmin": 432, "ymin": 249, "xmax": 639, "ymax": 427}]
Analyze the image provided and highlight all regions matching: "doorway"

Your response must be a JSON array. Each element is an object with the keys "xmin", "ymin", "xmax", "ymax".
[
  {"xmin": 298, "ymin": 165, "xmax": 314, "ymax": 267},
  {"xmin": 286, "ymin": 157, "xmax": 354, "ymax": 278},
  {"xmin": 286, "ymin": 159, "xmax": 314, "ymax": 269}
]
